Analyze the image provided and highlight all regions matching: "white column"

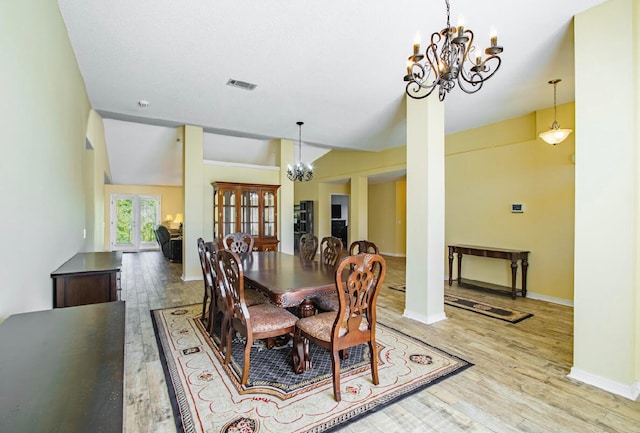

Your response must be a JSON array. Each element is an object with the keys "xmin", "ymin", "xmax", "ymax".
[
  {"xmin": 279, "ymin": 139, "xmax": 295, "ymax": 254},
  {"xmin": 404, "ymin": 95, "xmax": 446, "ymax": 324},
  {"xmin": 349, "ymin": 175, "xmax": 368, "ymax": 243},
  {"xmin": 571, "ymin": 0, "xmax": 640, "ymax": 400},
  {"xmin": 183, "ymin": 125, "xmax": 204, "ymax": 280}
]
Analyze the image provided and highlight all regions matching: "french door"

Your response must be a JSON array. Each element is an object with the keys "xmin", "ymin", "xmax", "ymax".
[{"xmin": 110, "ymin": 194, "xmax": 161, "ymax": 251}]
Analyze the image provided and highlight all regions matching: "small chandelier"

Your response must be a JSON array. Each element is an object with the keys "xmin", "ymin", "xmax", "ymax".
[
  {"xmin": 539, "ymin": 79, "xmax": 573, "ymax": 145},
  {"xmin": 287, "ymin": 121, "xmax": 313, "ymax": 182},
  {"xmin": 404, "ymin": 0, "xmax": 503, "ymax": 101}
]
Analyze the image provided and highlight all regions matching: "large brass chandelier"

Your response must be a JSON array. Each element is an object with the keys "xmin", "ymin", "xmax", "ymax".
[
  {"xmin": 404, "ymin": 0, "xmax": 504, "ymax": 101},
  {"xmin": 287, "ymin": 121, "xmax": 313, "ymax": 182}
]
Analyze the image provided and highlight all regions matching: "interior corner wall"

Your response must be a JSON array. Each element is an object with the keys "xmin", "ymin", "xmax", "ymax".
[
  {"xmin": 85, "ymin": 109, "xmax": 111, "ymax": 252},
  {"xmin": 572, "ymin": 0, "xmax": 639, "ymax": 398},
  {"xmin": 0, "ymin": 0, "xmax": 91, "ymax": 320},
  {"xmin": 445, "ymin": 108, "xmax": 575, "ymax": 302}
]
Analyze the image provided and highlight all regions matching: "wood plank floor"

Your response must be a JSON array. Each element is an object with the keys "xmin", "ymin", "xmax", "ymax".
[{"xmin": 121, "ymin": 251, "xmax": 640, "ymax": 433}]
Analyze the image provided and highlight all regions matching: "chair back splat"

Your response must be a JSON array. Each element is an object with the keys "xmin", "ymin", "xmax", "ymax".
[
  {"xmin": 348, "ymin": 240, "xmax": 379, "ymax": 255},
  {"xmin": 223, "ymin": 232, "xmax": 255, "ymax": 254},
  {"xmin": 320, "ymin": 236, "xmax": 343, "ymax": 267},
  {"xmin": 293, "ymin": 253, "xmax": 386, "ymax": 401},
  {"xmin": 299, "ymin": 233, "xmax": 319, "ymax": 261}
]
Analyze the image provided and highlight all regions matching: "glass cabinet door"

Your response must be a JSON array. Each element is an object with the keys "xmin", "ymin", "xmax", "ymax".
[
  {"xmin": 241, "ymin": 190, "xmax": 260, "ymax": 236},
  {"xmin": 262, "ymin": 190, "xmax": 276, "ymax": 237},
  {"xmin": 222, "ymin": 189, "xmax": 236, "ymax": 237}
]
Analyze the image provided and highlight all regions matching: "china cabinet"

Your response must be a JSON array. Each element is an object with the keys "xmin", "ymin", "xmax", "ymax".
[{"xmin": 212, "ymin": 182, "xmax": 280, "ymax": 251}]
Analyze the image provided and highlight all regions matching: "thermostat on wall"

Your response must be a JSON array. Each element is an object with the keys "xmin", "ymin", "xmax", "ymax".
[{"xmin": 511, "ymin": 203, "xmax": 524, "ymax": 213}]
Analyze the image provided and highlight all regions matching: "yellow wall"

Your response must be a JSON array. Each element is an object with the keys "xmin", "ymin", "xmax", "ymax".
[
  {"xmin": 0, "ymin": 0, "xmax": 92, "ymax": 320},
  {"xmin": 445, "ymin": 104, "xmax": 575, "ymax": 301},
  {"xmin": 103, "ymin": 184, "xmax": 183, "ymax": 250},
  {"xmin": 369, "ymin": 182, "xmax": 398, "ymax": 254}
]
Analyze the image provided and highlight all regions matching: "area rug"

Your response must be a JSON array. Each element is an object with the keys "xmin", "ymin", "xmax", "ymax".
[
  {"xmin": 386, "ymin": 284, "xmax": 532, "ymax": 323},
  {"xmin": 151, "ymin": 304, "xmax": 472, "ymax": 433},
  {"xmin": 444, "ymin": 294, "xmax": 533, "ymax": 323}
]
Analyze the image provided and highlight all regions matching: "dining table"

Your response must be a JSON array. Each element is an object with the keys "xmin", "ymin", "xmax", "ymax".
[{"xmin": 239, "ymin": 251, "xmax": 338, "ymax": 317}]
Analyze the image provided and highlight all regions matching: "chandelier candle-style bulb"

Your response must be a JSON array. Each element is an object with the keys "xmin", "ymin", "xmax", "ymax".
[{"xmin": 404, "ymin": 0, "xmax": 504, "ymax": 100}]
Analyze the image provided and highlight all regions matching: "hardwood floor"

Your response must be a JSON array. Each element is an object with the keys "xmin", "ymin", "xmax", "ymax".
[{"xmin": 122, "ymin": 251, "xmax": 640, "ymax": 433}]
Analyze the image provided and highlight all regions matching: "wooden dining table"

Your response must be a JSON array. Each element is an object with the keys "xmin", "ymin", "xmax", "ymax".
[{"xmin": 239, "ymin": 251, "xmax": 338, "ymax": 317}]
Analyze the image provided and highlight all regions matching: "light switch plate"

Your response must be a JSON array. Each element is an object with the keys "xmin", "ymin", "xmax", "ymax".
[{"xmin": 511, "ymin": 203, "xmax": 524, "ymax": 213}]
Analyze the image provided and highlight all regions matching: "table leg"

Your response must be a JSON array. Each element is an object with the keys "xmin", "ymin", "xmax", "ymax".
[
  {"xmin": 448, "ymin": 246, "xmax": 454, "ymax": 286},
  {"xmin": 456, "ymin": 253, "xmax": 463, "ymax": 284},
  {"xmin": 299, "ymin": 299, "xmax": 316, "ymax": 318},
  {"xmin": 510, "ymin": 259, "xmax": 518, "ymax": 300},
  {"xmin": 292, "ymin": 334, "xmax": 310, "ymax": 373},
  {"xmin": 521, "ymin": 258, "xmax": 528, "ymax": 297}
]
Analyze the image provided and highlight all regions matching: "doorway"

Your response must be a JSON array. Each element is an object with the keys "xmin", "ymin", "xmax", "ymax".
[
  {"xmin": 330, "ymin": 194, "xmax": 349, "ymax": 246},
  {"xmin": 110, "ymin": 194, "xmax": 161, "ymax": 251}
]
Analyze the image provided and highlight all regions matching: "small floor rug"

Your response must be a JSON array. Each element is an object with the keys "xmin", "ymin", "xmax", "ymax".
[
  {"xmin": 386, "ymin": 285, "xmax": 532, "ymax": 323},
  {"xmin": 151, "ymin": 304, "xmax": 472, "ymax": 433},
  {"xmin": 444, "ymin": 294, "xmax": 533, "ymax": 323}
]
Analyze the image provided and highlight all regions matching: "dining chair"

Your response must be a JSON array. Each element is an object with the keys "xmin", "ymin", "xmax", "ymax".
[
  {"xmin": 223, "ymin": 232, "xmax": 255, "ymax": 254},
  {"xmin": 293, "ymin": 253, "xmax": 386, "ymax": 401},
  {"xmin": 215, "ymin": 249, "xmax": 299, "ymax": 385},
  {"xmin": 320, "ymin": 236, "xmax": 343, "ymax": 267},
  {"xmin": 197, "ymin": 238, "xmax": 219, "ymax": 333},
  {"xmin": 313, "ymin": 236, "xmax": 345, "ymax": 312},
  {"xmin": 299, "ymin": 233, "xmax": 319, "ymax": 261},
  {"xmin": 349, "ymin": 240, "xmax": 379, "ymax": 255}
]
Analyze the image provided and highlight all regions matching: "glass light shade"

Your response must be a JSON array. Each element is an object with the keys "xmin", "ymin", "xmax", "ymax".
[
  {"xmin": 173, "ymin": 213, "xmax": 183, "ymax": 224},
  {"xmin": 539, "ymin": 128, "xmax": 572, "ymax": 145}
]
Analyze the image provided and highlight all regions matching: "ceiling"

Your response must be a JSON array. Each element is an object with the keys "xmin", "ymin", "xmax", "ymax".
[{"xmin": 58, "ymin": 0, "xmax": 605, "ymax": 186}]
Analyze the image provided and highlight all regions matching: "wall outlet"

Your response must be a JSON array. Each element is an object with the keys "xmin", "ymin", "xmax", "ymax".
[{"xmin": 83, "ymin": 228, "xmax": 86, "ymax": 239}]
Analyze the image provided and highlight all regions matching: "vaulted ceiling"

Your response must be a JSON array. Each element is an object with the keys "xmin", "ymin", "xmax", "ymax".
[{"xmin": 58, "ymin": 0, "xmax": 606, "ymax": 185}]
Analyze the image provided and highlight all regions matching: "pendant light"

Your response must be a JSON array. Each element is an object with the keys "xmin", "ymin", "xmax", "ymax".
[{"xmin": 539, "ymin": 79, "xmax": 573, "ymax": 145}]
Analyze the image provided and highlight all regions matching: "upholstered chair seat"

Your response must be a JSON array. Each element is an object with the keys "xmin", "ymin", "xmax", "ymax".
[
  {"xmin": 295, "ymin": 311, "xmax": 367, "ymax": 342},
  {"xmin": 247, "ymin": 303, "xmax": 298, "ymax": 334}
]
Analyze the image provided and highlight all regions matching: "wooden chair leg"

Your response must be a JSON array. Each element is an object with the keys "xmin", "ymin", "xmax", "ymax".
[
  {"xmin": 369, "ymin": 341, "xmax": 379, "ymax": 385},
  {"xmin": 224, "ymin": 326, "xmax": 233, "ymax": 365},
  {"xmin": 331, "ymin": 350, "xmax": 341, "ymax": 402},
  {"xmin": 241, "ymin": 337, "xmax": 252, "ymax": 385},
  {"xmin": 201, "ymin": 292, "xmax": 209, "ymax": 321}
]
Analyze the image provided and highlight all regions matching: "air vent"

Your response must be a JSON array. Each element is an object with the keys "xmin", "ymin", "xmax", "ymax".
[{"xmin": 226, "ymin": 78, "xmax": 257, "ymax": 91}]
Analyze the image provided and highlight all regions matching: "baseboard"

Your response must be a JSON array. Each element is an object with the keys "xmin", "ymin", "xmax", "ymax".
[
  {"xmin": 442, "ymin": 277, "xmax": 575, "ymax": 307},
  {"xmin": 526, "ymin": 291, "xmax": 574, "ymax": 307},
  {"xmin": 568, "ymin": 367, "xmax": 640, "ymax": 401},
  {"xmin": 380, "ymin": 251, "xmax": 406, "ymax": 257},
  {"xmin": 403, "ymin": 309, "xmax": 447, "ymax": 325}
]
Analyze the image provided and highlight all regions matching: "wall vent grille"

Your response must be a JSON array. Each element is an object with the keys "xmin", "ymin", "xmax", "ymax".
[{"xmin": 226, "ymin": 79, "xmax": 257, "ymax": 91}]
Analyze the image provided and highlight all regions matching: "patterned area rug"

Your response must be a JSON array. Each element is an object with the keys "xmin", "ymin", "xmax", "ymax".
[{"xmin": 151, "ymin": 304, "xmax": 472, "ymax": 433}]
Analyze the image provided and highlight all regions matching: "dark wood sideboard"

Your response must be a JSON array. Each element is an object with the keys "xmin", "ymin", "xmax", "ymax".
[
  {"xmin": 0, "ymin": 301, "xmax": 125, "ymax": 433},
  {"xmin": 448, "ymin": 244, "xmax": 529, "ymax": 299},
  {"xmin": 51, "ymin": 251, "xmax": 122, "ymax": 308}
]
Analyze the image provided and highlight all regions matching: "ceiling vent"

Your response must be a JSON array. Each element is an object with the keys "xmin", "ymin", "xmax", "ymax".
[{"xmin": 226, "ymin": 78, "xmax": 257, "ymax": 91}]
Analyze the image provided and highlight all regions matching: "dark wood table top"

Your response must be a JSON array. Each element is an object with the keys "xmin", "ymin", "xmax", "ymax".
[
  {"xmin": 51, "ymin": 251, "xmax": 123, "ymax": 276},
  {"xmin": 0, "ymin": 301, "xmax": 125, "ymax": 433},
  {"xmin": 240, "ymin": 251, "xmax": 337, "ymax": 307}
]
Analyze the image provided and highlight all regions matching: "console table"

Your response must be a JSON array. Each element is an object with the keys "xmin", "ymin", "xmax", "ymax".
[
  {"xmin": 51, "ymin": 251, "xmax": 122, "ymax": 308},
  {"xmin": 0, "ymin": 301, "xmax": 124, "ymax": 432},
  {"xmin": 448, "ymin": 245, "xmax": 529, "ymax": 299}
]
